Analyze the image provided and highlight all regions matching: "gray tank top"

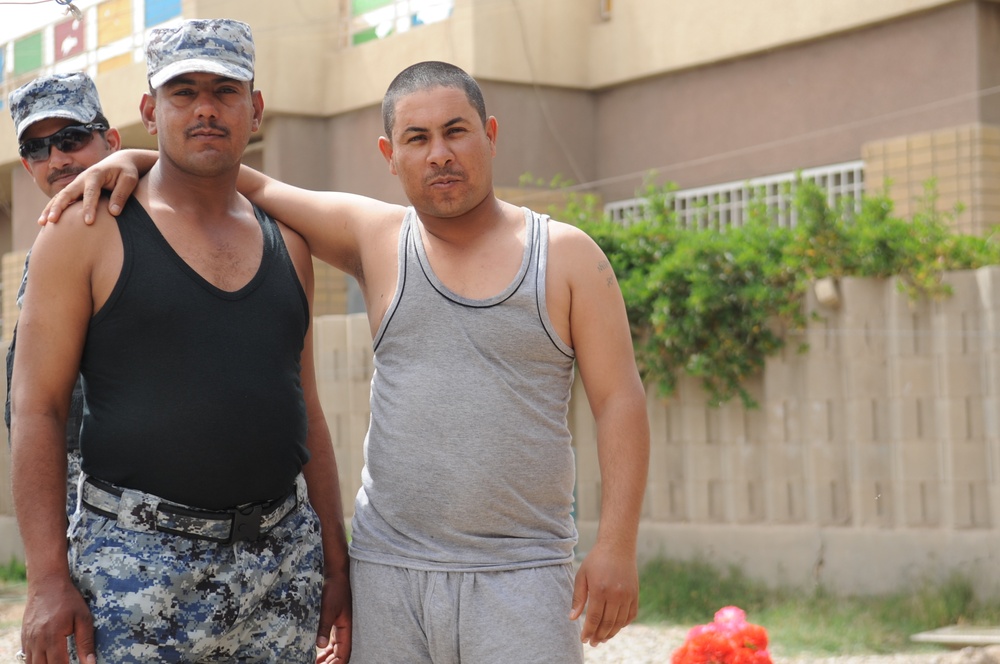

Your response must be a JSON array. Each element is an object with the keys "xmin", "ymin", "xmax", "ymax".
[{"xmin": 350, "ymin": 207, "xmax": 578, "ymax": 572}]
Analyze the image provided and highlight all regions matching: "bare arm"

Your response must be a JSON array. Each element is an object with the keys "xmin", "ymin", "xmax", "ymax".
[
  {"xmin": 279, "ymin": 224, "xmax": 352, "ymax": 663},
  {"xmin": 554, "ymin": 224, "xmax": 650, "ymax": 647},
  {"xmin": 235, "ymin": 168, "xmax": 402, "ymax": 282},
  {"xmin": 12, "ymin": 206, "xmax": 106, "ymax": 664}
]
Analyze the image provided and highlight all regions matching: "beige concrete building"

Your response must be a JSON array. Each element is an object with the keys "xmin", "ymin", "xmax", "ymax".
[
  {"xmin": 2, "ymin": 0, "xmax": 1000, "ymax": 594},
  {"xmin": 3, "ymin": 0, "xmax": 1000, "ymax": 322}
]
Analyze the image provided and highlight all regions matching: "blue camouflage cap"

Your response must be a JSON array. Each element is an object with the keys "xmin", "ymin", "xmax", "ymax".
[
  {"xmin": 146, "ymin": 18, "xmax": 255, "ymax": 90},
  {"xmin": 8, "ymin": 72, "xmax": 104, "ymax": 141}
]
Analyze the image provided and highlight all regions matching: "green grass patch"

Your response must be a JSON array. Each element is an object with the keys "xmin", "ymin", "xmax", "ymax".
[
  {"xmin": 0, "ymin": 559, "xmax": 25, "ymax": 584},
  {"xmin": 638, "ymin": 556, "xmax": 1000, "ymax": 656}
]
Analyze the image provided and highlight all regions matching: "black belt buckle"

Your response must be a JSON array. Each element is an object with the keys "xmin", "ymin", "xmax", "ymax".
[{"xmin": 229, "ymin": 503, "xmax": 264, "ymax": 543}]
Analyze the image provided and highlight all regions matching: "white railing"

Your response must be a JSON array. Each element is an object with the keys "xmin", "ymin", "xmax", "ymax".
[{"xmin": 605, "ymin": 161, "xmax": 865, "ymax": 230}]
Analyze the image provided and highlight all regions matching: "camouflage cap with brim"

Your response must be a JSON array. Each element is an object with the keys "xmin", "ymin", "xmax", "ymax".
[
  {"xmin": 146, "ymin": 18, "xmax": 255, "ymax": 90},
  {"xmin": 9, "ymin": 72, "xmax": 104, "ymax": 141}
]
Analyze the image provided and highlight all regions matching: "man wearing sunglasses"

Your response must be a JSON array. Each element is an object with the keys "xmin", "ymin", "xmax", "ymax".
[
  {"xmin": 6, "ymin": 72, "xmax": 121, "ymax": 521},
  {"xmin": 11, "ymin": 73, "xmax": 121, "ymax": 198}
]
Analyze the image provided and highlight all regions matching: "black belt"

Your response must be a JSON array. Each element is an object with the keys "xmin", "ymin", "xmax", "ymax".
[{"xmin": 81, "ymin": 476, "xmax": 297, "ymax": 545}]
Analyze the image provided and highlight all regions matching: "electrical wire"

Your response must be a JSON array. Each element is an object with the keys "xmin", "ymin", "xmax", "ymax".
[
  {"xmin": 0, "ymin": 0, "xmax": 81, "ymax": 20},
  {"xmin": 54, "ymin": 0, "xmax": 82, "ymax": 20},
  {"xmin": 508, "ymin": 0, "xmax": 587, "ymax": 186}
]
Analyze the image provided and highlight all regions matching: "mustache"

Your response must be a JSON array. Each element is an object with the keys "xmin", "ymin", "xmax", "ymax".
[
  {"xmin": 47, "ymin": 166, "xmax": 85, "ymax": 185},
  {"xmin": 185, "ymin": 122, "xmax": 230, "ymax": 138},
  {"xmin": 426, "ymin": 167, "xmax": 464, "ymax": 184}
]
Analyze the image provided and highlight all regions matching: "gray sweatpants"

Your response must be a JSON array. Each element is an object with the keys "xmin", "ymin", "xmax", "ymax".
[{"xmin": 351, "ymin": 559, "xmax": 584, "ymax": 663}]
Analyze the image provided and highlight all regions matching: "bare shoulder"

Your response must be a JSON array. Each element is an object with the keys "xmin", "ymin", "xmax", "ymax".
[
  {"xmin": 355, "ymin": 196, "xmax": 408, "ymax": 241},
  {"xmin": 547, "ymin": 218, "xmax": 604, "ymax": 253},
  {"xmin": 25, "ymin": 196, "xmax": 122, "ymax": 314},
  {"xmin": 545, "ymin": 218, "xmax": 615, "ymax": 286},
  {"xmin": 34, "ymin": 197, "xmax": 117, "ymax": 252}
]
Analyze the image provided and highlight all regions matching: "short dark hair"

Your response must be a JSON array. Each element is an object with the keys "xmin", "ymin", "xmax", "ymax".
[{"xmin": 382, "ymin": 61, "xmax": 487, "ymax": 139}]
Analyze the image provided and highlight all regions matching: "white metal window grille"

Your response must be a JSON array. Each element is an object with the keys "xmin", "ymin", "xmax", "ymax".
[{"xmin": 604, "ymin": 161, "xmax": 865, "ymax": 230}]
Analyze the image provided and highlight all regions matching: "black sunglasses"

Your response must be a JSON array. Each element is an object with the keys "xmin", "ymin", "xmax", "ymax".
[{"xmin": 18, "ymin": 122, "xmax": 108, "ymax": 163}]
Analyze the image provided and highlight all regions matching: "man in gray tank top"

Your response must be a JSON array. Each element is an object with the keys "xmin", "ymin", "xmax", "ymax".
[{"xmin": 46, "ymin": 60, "xmax": 650, "ymax": 664}]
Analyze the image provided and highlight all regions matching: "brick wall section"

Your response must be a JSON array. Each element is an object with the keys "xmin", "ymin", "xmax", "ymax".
[
  {"xmin": 311, "ymin": 259, "xmax": 349, "ymax": 317},
  {"xmin": 863, "ymin": 122, "xmax": 1000, "ymax": 235}
]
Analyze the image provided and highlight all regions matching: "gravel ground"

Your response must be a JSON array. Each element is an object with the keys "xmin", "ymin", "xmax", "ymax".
[
  {"xmin": 579, "ymin": 622, "xmax": 961, "ymax": 664},
  {"xmin": 0, "ymin": 594, "xmax": 25, "ymax": 662},
  {"xmin": 1, "ymin": 594, "xmax": 996, "ymax": 664}
]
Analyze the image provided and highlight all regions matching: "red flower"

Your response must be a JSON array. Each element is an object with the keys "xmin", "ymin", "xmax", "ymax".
[{"xmin": 671, "ymin": 607, "xmax": 773, "ymax": 664}]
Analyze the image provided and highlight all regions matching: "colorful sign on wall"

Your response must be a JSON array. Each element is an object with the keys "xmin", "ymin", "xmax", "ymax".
[
  {"xmin": 350, "ymin": 0, "xmax": 453, "ymax": 45},
  {"xmin": 13, "ymin": 32, "xmax": 43, "ymax": 76},
  {"xmin": 352, "ymin": 0, "xmax": 395, "ymax": 14},
  {"xmin": 145, "ymin": 0, "xmax": 182, "ymax": 28},
  {"xmin": 54, "ymin": 18, "xmax": 86, "ymax": 61},
  {"xmin": 98, "ymin": 0, "xmax": 132, "ymax": 47}
]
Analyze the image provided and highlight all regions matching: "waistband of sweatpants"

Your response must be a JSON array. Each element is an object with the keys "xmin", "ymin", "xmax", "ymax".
[{"xmin": 80, "ymin": 475, "xmax": 300, "ymax": 545}]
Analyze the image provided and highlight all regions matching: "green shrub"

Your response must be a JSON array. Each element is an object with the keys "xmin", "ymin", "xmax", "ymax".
[
  {"xmin": 0, "ymin": 558, "xmax": 26, "ymax": 583},
  {"xmin": 555, "ymin": 177, "xmax": 1000, "ymax": 406},
  {"xmin": 637, "ymin": 557, "xmax": 773, "ymax": 624}
]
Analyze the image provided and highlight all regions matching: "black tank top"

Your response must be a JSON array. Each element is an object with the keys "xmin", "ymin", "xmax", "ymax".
[{"xmin": 79, "ymin": 197, "xmax": 310, "ymax": 509}]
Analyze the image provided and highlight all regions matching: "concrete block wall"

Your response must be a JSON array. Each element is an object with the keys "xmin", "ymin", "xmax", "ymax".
[
  {"xmin": 312, "ymin": 314, "xmax": 372, "ymax": 515},
  {"xmin": 862, "ymin": 123, "xmax": 1000, "ymax": 235},
  {"xmin": 312, "ymin": 260, "xmax": 350, "ymax": 318},
  {"xmin": 577, "ymin": 268, "xmax": 1000, "ymax": 596}
]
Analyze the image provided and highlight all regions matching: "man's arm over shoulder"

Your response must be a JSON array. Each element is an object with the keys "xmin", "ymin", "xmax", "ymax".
[
  {"xmin": 549, "ymin": 221, "xmax": 650, "ymax": 646},
  {"xmin": 239, "ymin": 167, "xmax": 404, "ymax": 282}
]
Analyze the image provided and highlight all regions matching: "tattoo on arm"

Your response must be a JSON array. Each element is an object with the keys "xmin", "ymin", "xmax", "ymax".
[{"xmin": 597, "ymin": 260, "xmax": 614, "ymax": 287}]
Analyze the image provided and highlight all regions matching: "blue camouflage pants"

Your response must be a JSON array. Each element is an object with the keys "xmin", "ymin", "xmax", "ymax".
[
  {"xmin": 66, "ymin": 448, "xmax": 82, "ymax": 517},
  {"xmin": 67, "ymin": 474, "xmax": 323, "ymax": 663}
]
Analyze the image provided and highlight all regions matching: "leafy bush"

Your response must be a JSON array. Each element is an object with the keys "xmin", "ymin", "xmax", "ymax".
[
  {"xmin": 558, "ymin": 177, "xmax": 1000, "ymax": 406},
  {"xmin": 0, "ymin": 558, "xmax": 26, "ymax": 583}
]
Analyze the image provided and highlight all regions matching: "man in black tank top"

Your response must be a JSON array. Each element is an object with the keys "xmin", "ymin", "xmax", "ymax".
[{"xmin": 10, "ymin": 19, "xmax": 351, "ymax": 664}]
